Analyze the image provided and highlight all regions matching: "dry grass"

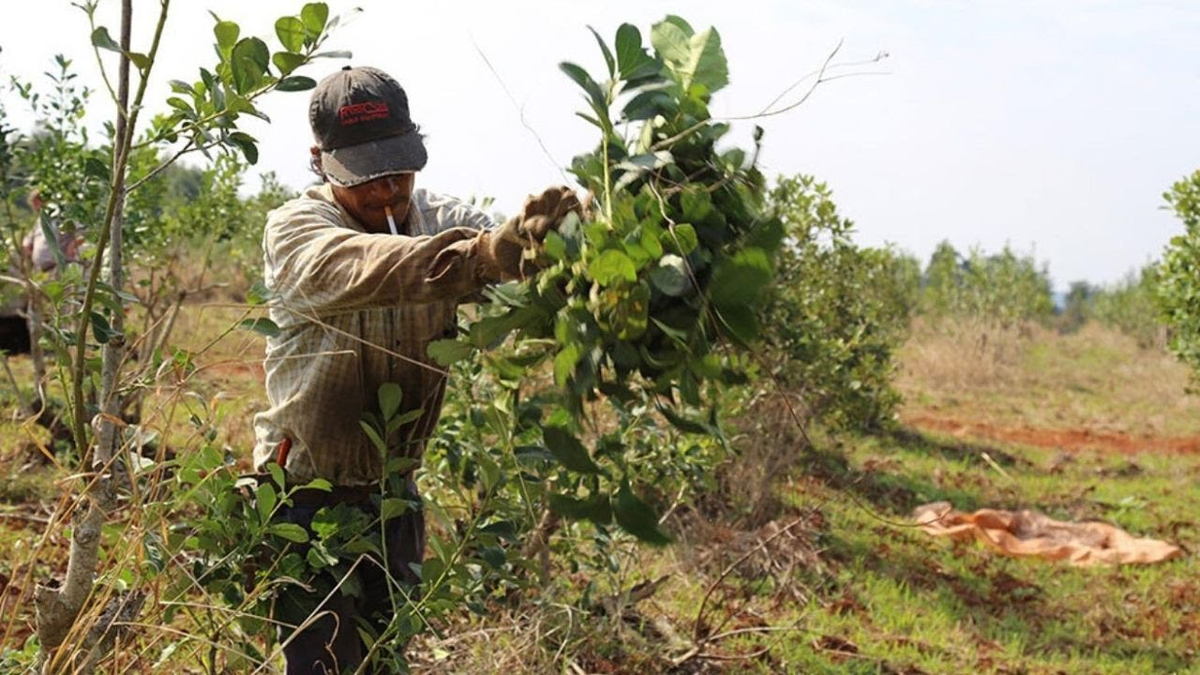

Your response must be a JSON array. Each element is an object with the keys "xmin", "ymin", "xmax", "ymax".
[{"xmin": 896, "ymin": 317, "xmax": 1200, "ymax": 438}]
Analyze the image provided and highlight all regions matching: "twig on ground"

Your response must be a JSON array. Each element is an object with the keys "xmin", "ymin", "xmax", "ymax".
[{"xmin": 691, "ymin": 515, "xmax": 810, "ymax": 644}]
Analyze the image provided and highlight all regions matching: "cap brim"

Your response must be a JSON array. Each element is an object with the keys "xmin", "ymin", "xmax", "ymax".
[{"xmin": 321, "ymin": 131, "xmax": 428, "ymax": 187}]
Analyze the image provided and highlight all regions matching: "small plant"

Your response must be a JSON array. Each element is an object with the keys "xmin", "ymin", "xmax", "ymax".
[
  {"xmin": 2, "ymin": 3, "xmax": 354, "ymax": 671},
  {"xmin": 1157, "ymin": 169, "xmax": 1200, "ymax": 375},
  {"xmin": 761, "ymin": 174, "xmax": 916, "ymax": 430}
]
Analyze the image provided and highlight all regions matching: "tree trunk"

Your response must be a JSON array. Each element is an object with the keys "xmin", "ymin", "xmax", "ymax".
[{"xmin": 34, "ymin": 2, "xmax": 134, "ymax": 672}]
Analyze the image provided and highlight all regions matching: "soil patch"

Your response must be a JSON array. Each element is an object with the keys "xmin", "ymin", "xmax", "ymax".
[{"xmin": 903, "ymin": 413, "xmax": 1200, "ymax": 455}]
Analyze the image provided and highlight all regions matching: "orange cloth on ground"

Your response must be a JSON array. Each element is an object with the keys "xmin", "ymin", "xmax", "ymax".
[{"xmin": 913, "ymin": 501, "xmax": 1182, "ymax": 566}]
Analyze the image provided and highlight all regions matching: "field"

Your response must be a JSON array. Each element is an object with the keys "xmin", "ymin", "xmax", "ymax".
[{"xmin": 3, "ymin": 305, "xmax": 1198, "ymax": 674}]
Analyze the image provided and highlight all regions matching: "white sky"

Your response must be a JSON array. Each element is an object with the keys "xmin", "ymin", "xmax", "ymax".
[{"xmin": 1, "ymin": 1, "xmax": 1198, "ymax": 291}]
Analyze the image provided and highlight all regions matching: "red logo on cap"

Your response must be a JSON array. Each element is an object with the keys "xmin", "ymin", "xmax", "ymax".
[{"xmin": 339, "ymin": 101, "xmax": 390, "ymax": 125}]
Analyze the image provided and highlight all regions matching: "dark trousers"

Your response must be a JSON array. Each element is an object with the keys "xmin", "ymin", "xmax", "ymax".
[{"xmin": 272, "ymin": 483, "xmax": 425, "ymax": 675}]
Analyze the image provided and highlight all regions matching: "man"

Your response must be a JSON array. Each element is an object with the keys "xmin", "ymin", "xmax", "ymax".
[
  {"xmin": 21, "ymin": 190, "xmax": 82, "ymax": 274},
  {"xmin": 253, "ymin": 65, "xmax": 580, "ymax": 673}
]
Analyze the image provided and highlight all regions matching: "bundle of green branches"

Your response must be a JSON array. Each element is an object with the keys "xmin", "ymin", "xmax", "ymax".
[{"xmin": 430, "ymin": 16, "xmax": 784, "ymax": 543}]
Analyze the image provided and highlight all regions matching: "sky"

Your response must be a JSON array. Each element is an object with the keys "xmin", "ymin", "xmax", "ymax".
[{"xmin": 1, "ymin": 1, "xmax": 1198, "ymax": 291}]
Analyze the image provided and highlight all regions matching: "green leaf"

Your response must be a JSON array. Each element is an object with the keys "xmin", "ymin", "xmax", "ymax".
[
  {"xmin": 89, "ymin": 312, "xmax": 120, "ymax": 344},
  {"xmin": 656, "ymin": 404, "xmax": 712, "ymax": 435},
  {"xmin": 419, "ymin": 558, "xmax": 443, "ymax": 584},
  {"xmin": 426, "ymin": 339, "xmax": 474, "ymax": 366},
  {"xmin": 91, "ymin": 27, "xmax": 121, "ymax": 53},
  {"xmin": 650, "ymin": 17, "xmax": 727, "ymax": 94},
  {"xmin": 615, "ymin": 23, "xmax": 657, "ymax": 80},
  {"xmin": 559, "ymin": 61, "xmax": 608, "ymax": 123},
  {"xmin": 553, "ymin": 343, "xmax": 581, "ymax": 386},
  {"xmin": 301, "ymin": 3, "xmax": 330, "ymax": 39},
  {"xmin": 649, "ymin": 254, "xmax": 690, "ymax": 296},
  {"xmin": 588, "ymin": 249, "xmax": 637, "ymax": 287},
  {"xmin": 588, "ymin": 26, "xmax": 615, "ymax": 78},
  {"xmin": 380, "ymin": 498, "xmax": 414, "ymax": 522},
  {"xmin": 256, "ymin": 482, "xmax": 278, "ymax": 523},
  {"xmin": 714, "ymin": 303, "xmax": 760, "ymax": 344},
  {"xmin": 228, "ymin": 131, "xmax": 259, "ymax": 165},
  {"xmin": 128, "ymin": 52, "xmax": 150, "ymax": 71},
  {"xmin": 479, "ymin": 546, "xmax": 507, "ymax": 570},
  {"xmin": 269, "ymin": 522, "xmax": 309, "ymax": 544},
  {"xmin": 276, "ymin": 75, "xmax": 316, "ymax": 92},
  {"xmin": 667, "ymin": 223, "xmax": 698, "ymax": 255},
  {"xmin": 213, "ymin": 21, "xmax": 240, "ymax": 56},
  {"xmin": 230, "ymin": 37, "xmax": 271, "ymax": 94},
  {"xmin": 710, "ymin": 248, "xmax": 772, "ymax": 308},
  {"xmin": 306, "ymin": 545, "xmax": 338, "ymax": 569},
  {"xmin": 614, "ymin": 482, "xmax": 671, "ymax": 545},
  {"xmin": 574, "ymin": 112, "xmax": 604, "ymax": 131},
  {"xmin": 247, "ymin": 280, "xmax": 273, "ymax": 305},
  {"xmin": 615, "ymin": 151, "xmax": 674, "ymax": 192},
  {"xmin": 466, "ymin": 307, "xmax": 530, "ymax": 348},
  {"xmin": 275, "ymin": 17, "xmax": 306, "ymax": 52},
  {"xmin": 549, "ymin": 492, "xmax": 612, "ymax": 525},
  {"xmin": 359, "ymin": 420, "xmax": 386, "ymax": 453},
  {"xmin": 273, "ymin": 51, "xmax": 307, "ymax": 76},
  {"xmin": 681, "ymin": 188, "xmax": 713, "ymax": 221},
  {"xmin": 682, "ymin": 27, "xmax": 729, "ymax": 94},
  {"xmin": 377, "ymin": 382, "xmax": 402, "ymax": 422},
  {"xmin": 650, "ymin": 16, "xmax": 693, "ymax": 72},
  {"xmin": 84, "ymin": 157, "xmax": 110, "ymax": 181},
  {"xmin": 384, "ymin": 407, "xmax": 423, "ymax": 433},
  {"xmin": 268, "ymin": 463, "xmax": 286, "ymax": 490},
  {"xmin": 478, "ymin": 454, "xmax": 501, "ymax": 490},
  {"xmin": 622, "ymin": 88, "xmax": 672, "ymax": 121},
  {"xmin": 303, "ymin": 478, "xmax": 333, "ymax": 492},
  {"xmin": 169, "ymin": 79, "xmax": 196, "ymax": 95},
  {"xmin": 543, "ymin": 231, "xmax": 567, "ymax": 260},
  {"xmin": 543, "ymin": 426, "xmax": 601, "ymax": 474},
  {"xmin": 386, "ymin": 456, "xmax": 421, "ymax": 475},
  {"xmin": 237, "ymin": 317, "xmax": 279, "ymax": 337}
]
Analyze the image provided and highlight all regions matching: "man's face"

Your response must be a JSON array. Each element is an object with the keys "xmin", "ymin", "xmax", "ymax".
[{"xmin": 331, "ymin": 173, "xmax": 416, "ymax": 234}]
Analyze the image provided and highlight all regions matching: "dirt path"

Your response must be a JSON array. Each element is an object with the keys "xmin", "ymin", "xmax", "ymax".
[{"xmin": 903, "ymin": 413, "xmax": 1200, "ymax": 455}]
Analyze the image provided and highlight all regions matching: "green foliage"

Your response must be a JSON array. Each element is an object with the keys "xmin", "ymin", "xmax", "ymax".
[
  {"xmin": 1, "ymin": 3, "xmax": 353, "ymax": 669},
  {"xmin": 1058, "ymin": 280, "xmax": 1093, "ymax": 334},
  {"xmin": 1157, "ymin": 169, "xmax": 1200, "ymax": 373},
  {"xmin": 145, "ymin": 2, "xmax": 349, "ymax": 164},
  {"xmin": 10, "ymin": 55, "xmax": 110, "ymax": 236},
  {"xmin": 436, "ymin": 16, "xmax": 782, "ymax": 543},
  {"xmin": 918, "ymin": 240, "xmax": 1054, "ymax": 325},
  {"xmin": 1081, "ymin": 266, "xmax": 1165, "ymax": 349},
  {"xmin": 761, "ymin": 175, "xmax": 915, "ymax": 430}
]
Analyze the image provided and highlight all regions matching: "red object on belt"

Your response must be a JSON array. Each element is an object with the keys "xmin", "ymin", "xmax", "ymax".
[{"xmin": 275, "ymin": 437, "xmax": 292, "ymax": 467}]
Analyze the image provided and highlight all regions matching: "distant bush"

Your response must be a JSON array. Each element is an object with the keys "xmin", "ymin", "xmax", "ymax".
[
  {"xmin": 760, "ymin": 174, "xmax": 916, "ymax": 430},
  {"xmin": 918, "ymin": 240, "xmax": 1055, "ymax": 325},
  {"xmin": 1158, "ymin": 169, "xmax": 1200, "ymax": 374},
  {"xmin": 1084, "ymin": 266, "xmax": 1166, "ymax": 349}
]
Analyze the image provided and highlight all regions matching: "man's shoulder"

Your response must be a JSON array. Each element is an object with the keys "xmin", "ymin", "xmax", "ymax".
[
  {"xmin": 412, "ymin": 188, "xmax": 494, "ymax": 232},
  {"xmin": 266, "ymin": 184, "xmax": 344, "ymax": 229}
]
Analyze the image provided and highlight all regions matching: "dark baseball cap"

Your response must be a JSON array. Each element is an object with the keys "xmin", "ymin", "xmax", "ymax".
[{"xmin": 309, "ymin": 66, "xmax": 428, "ymax": 186}]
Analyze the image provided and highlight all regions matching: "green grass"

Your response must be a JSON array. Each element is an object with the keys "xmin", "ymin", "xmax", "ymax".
[
  {"xmin": 750, "ymin": 429, "xmax": 1200, "ymax": 674},
  {"xmin": 4, "ymin": 301, "xmax": 1199, "ymax": 673},
  {"xmin": 612, "ymin": 322, "xmax": 1200, "ymax": 674}
]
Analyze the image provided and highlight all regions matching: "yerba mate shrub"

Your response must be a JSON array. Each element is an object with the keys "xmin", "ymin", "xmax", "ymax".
[
  {"xmin": 1159, "ymin": 169, "xmax": 1200, "ymax": 375},
  {"xmin": 430, "ymin": 16, "xmax": 784, "ymax": 542}
]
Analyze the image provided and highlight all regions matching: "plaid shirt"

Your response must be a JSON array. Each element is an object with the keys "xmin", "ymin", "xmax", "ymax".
[{"xmin": 252, "ymin": 183, "xmax": 494, "ymax": 485}]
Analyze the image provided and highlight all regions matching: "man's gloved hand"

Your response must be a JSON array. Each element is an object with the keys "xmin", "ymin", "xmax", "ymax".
[{"xmin": 479, "ymin": 185, "xmax": 583, "ymax": 282}]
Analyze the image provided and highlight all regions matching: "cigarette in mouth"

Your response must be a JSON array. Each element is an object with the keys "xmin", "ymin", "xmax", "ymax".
[{"xmin": 385, "ymin": 205, "xmax": 399, "ymax": 236}]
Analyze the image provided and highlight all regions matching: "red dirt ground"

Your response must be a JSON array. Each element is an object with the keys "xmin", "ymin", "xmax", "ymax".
[{"xmin": 903, "ymin": 413, "xmax": 1200, "ymax": 455}]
